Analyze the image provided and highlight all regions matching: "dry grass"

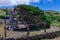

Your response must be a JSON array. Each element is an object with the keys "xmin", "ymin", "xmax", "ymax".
[
  {"xmin": 0, "ymin": 25, "xmax": 4, "ymax": 37},
  {"xmin": 51, "ymin": 21, "xmax": 60, "ymax": 27}
]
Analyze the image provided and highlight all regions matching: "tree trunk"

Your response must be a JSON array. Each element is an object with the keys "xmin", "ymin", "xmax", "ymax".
[
  {"xmin": 26, "ymin": 24, "xmax": 30, "ymax": 36},
  {"xmin": 4, "ymin": 19, "xmax": 7, "ymax": 38},
  {"xmin": 43, "ymin": 22, "xmax": 46, "ymax": 32}
]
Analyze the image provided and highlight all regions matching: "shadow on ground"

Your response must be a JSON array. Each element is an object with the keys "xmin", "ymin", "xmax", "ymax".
[{"xmin": 13, "ymin": 27, "xmax": 45, "ymax": 32}]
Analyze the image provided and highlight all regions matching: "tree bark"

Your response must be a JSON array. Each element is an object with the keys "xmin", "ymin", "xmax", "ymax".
[
  {"xmin": 26, "ymin": 24, "xmax": 30, "ymax": 36},
  {"xmin": 43, "ymin": 22, "xmax": 46, "ymax": 32},
  {"xmin": 4, "ymin": 19, "xmax": 7, "ymax": 38}
]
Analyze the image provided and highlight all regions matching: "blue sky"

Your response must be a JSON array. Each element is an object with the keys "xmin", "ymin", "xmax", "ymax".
[
  {"xmin": 0, "ymin": 0, "xmax": 60, "ymax": 11},
  {"xmin": 39, "ymin": 0, "xmax": 60, "ymax": 11},
  {"xmin": 31, "ymin": 0, "xmax": 60, "ymax": 11}
]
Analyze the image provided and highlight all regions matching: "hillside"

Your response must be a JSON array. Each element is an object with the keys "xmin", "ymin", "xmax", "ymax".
[
  {"xmin": 44, "ymin": 10, "xmax": 60, "ymax": 26},
  {"xmin": 0, "ymin": 9, "xmax": 6, "ymax": 15},
  {"xmin": 45, "ymin": 10, "xmax": 57, "ymax": 13}
]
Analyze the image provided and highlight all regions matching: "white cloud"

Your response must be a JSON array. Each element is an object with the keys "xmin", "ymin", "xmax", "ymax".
[
  {"xmin": 0, "ymin": 0, "xmax": 40, "ymax": 6},
  {"xmin": 0, "ymin": 0, "xmax": 53, "ymax": 6},
  {"xmin": 0, "ymin": 0, "xmax": 15, "ymax": 6}
]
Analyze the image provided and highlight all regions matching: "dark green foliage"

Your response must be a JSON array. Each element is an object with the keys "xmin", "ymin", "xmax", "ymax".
[
  {"xmin": 2, "ymin": 9, "xmax": 8, "ymax": 12},
  {"xmin": 29, "ymin": 25, "xmax": 39, "ymax": 30},
  {"xmin": 6, "ymin": 12, "xmax": 8, "ymax": 15},
  {"xmin": 0, "ymin": 15, "xmax": 9, "ymax": 19},
  {"xmin": 16, "ymin": 5, "xmax": 47, "ymax": 20},
  {"xmin": 16, "ymin": 5, "xmax": 43, "ymax": 15}
]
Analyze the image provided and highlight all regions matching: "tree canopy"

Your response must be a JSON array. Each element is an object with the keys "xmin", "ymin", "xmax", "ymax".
[
  {"xmin": 16, "ymin": 5, "xmax": 46, "ymax": 21},
  {"xmin": 15, "ymin": 5, "xmax": 51, "ymax": 25}
]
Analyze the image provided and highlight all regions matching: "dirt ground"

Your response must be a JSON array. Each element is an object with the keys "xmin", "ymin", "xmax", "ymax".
[{"xmin": 0, "ymin": 24, "xmax": 60, "ymax": 40}]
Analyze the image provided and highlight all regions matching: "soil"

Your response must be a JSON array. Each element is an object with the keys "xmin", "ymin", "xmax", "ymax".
[{"xmin": 0, "ymin": 25, "xmax": 60, "ymax": 40}]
